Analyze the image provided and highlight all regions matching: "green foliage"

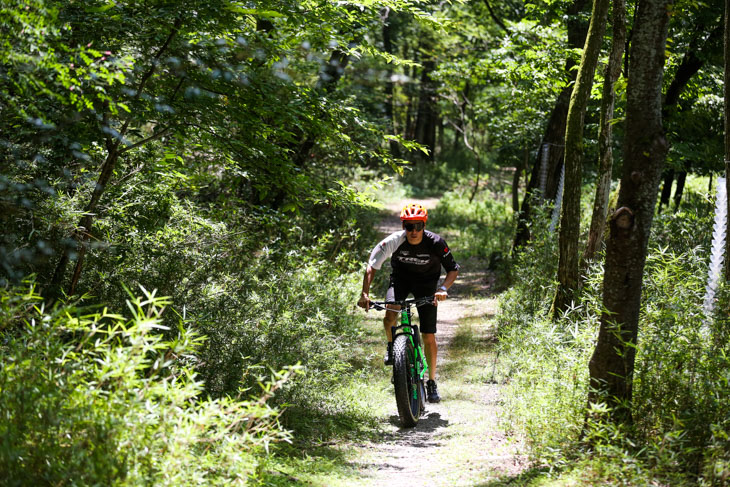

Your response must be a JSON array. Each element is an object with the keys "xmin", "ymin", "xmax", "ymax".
[
  {"xmin": 496, "ymin": 185, "xmax": 730, "ymax": 484},
  {"xmin": 426, "ymin": 170, "xmax": 516, "ymax": 261},
  {"xmin": 434, "ymin": 17, "xmax": 569, "ymax": 160},
  {"xmin": 0, "ymin": 0, "xmax": 424, "ymax": 286},
  {"xmin": 37, "ymin": 166, "xmax": 379, "ymax": 436},
  {"xmin": 0, "ymin": 282, "xmax": 293, "ymax": 485},
  {"xmin": 496, "ymin": 204, "xmax": 558, "ymax": 322},
  {"xmin": 496, "ymin": 213, "xmax": 593, "ymax": 465}
]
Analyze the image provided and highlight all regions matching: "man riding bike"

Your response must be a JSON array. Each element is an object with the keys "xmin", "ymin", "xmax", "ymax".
[{"xmin": 358, "ymin": 203, "xmax": 459, "ymax": 403}]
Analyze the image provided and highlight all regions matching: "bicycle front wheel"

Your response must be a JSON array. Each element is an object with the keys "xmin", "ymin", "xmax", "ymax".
[{"xmin": 392, "ymin": 334, "xmax": 423, "ymax": 427}]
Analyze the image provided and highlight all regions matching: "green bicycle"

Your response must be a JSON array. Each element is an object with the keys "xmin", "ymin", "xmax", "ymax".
[{"xmin": 370, "ymin": 296, "xmax": 433, "ymax": 427}]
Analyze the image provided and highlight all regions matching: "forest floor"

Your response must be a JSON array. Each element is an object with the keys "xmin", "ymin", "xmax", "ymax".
[{"xmin": 318, "ymin": 198, "xmax": 534, "ymax": 486}]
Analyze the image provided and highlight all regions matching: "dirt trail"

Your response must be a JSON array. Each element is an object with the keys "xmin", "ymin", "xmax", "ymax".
[{"xmin": 343, "ymin": 199, "xmax": 530, "ymax": 486}]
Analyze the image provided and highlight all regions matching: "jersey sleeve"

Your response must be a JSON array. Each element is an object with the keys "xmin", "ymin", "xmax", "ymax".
[
  {"xmin": 368, "ymin": 231, "xmax": 406, "ymax": 270},
  {"xmin": 435, "ymin": 237, "xmax": 460, "ymax": 272}
]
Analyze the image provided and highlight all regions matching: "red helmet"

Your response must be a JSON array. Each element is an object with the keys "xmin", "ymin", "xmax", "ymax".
[{"xmin": 400, "ymin": 203, "xmax": 428, "ymax": 222}]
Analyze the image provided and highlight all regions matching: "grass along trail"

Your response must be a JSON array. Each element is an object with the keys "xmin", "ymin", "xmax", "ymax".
[{"xmin": 326, "ymin": 199, "xmax": 530, "ymax": 486}]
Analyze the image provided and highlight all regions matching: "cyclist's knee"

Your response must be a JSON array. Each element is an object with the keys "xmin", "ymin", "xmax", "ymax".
[{"xmin": 422, "ymin": 333, "xmax": 436, "ymax": 345}]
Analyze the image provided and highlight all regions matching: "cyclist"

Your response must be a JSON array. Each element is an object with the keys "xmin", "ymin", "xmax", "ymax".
[{"xmin": 357, "ymin": 203, "xmax": 459, "ymax": 403}]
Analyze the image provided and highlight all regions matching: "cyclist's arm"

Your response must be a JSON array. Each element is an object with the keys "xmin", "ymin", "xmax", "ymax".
[
  {"xmin": 434, "ymin": 269, "xmax": 458, "ymax": 303},
  {"xmin": 358, "ymin": 265, "xmax": 377, "ymax": 309},
  {"xmin": 359, "ymin": 231, "xmax": 404, "ymax": 310},
  {"xmin": 440, "ymin": 270, "xmax": 458, "ymax": 291}
]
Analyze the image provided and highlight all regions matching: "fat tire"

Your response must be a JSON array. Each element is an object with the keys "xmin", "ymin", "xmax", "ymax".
[{"xmin": 392, "ymin": 334, "xmax": 422, "ymax": 427}]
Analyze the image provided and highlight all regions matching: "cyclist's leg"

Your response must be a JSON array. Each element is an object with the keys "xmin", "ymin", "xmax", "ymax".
[
  {"xmin": 384, "ymin": 274, "xmax": 408, "ymax": 341},
  {"xmin": 413, "ymin": 279, "xmax": 438, "ymax": 380},
  {"xmin": 421, "ymin": 333, "xmax": 437, "ymax": 380}
]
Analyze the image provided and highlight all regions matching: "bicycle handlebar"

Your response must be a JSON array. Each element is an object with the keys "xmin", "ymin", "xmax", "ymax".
[{"xmin": 368, "ymin": 295, "xmax": 436, "ymax": 311}]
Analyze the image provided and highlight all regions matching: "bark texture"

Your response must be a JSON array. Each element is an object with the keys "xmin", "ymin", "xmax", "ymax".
[
  {"xmin": 553, "ymin": 0, "xmax": 612, "ymax": 317},
  {"xmin": 583, "ymin": 0, "xmax": 627, "ymax": 264},
  {"xmin": 587, "ymin": 0, "xmax": 672, "ymax": 422}
]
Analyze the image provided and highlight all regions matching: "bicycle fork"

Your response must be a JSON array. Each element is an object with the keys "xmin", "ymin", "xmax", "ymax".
[{"xmin": 400, "ymin": 308, "xmax": 428, "ymax": 402}]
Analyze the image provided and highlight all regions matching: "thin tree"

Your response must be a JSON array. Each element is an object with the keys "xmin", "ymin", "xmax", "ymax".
[
  {"xmin": 587, "ymin": 0, "xmax": 673, "ymax": 423},
  {"xmin": 413, "ymin": 37, "xmax": 437, "ymax": 161},
  {"xmin": 552, "ymin": 0, "xmax": 612, "ymax": 317},
  {"xmin": 48, "ymin": 20, "xmax": 183, "ymax": 300},
  {"xmin": 659, "ymin": 22, "xmax": 723, "ymax": 211},
  {"xmin": 582, "ymin": 0, "xmax": 627, "ymax": 264},
  {"xmin": 513, "ymin": 0, "xmax": 590, "ymax": 252}
]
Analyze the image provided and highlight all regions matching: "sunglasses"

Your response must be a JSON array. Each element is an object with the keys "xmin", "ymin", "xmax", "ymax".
[{"xmin": 403, "ymin": 222, "xmax": 424, "ymax": 232}]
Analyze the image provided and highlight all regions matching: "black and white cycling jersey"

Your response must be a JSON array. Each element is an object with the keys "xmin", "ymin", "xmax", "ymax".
[{"xmin": 368, "ymin": 230, "xmax": 460, "ymax": 280}]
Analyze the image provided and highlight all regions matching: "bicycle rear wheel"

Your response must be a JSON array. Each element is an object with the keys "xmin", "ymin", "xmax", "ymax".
[{"xmin": 392, "ymin": 334, "xmax": 422, "ymax": 427}]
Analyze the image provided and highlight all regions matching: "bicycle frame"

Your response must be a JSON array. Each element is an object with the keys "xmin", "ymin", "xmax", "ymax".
[
  {"xmin": 369, "ymin": 296, "xmax": 435, "ymax": 426},
  {"xmin": 390, "ymin": 304, "xmax": 429, "ymax": 382},
  {"xmin": 370, "ymin": 296, "xmax": 433, "ymax": 383}
]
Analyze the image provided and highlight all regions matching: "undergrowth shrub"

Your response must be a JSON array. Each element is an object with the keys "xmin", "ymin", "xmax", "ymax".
[
  {"xmin": 29, "ymin": 170, "xmax": 380, "ymax": 439},
  {"xmin": 496, "ymin": 185, "xmax": 730, "ymax": 484},
  {"xmin": 0, "ymin": 282, "xmax": 292, "ymax": 486},
  {"xmin": 496, "ymin": 204, "xmax": 557, "ymax": 334},
  {"xmin": 497, "ymin": 256, "xmax": 600, "ymax": 467},
  {"xmin": 191, "ymin": 258, "xmax": 367, "ymax": 433},
  {"xmin": 429, "ymin": 180, "xmax": 515, "ymax": 261}
]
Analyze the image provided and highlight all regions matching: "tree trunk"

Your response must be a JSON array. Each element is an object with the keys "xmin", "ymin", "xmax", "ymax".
[
  {"xmin": 513, "ymin": 89, "xmax": 571, "ymax": 251},
  {"xmin": 453, "ymin": 83, "xmax": 470, "ymax": 151},
  {"xmin": 513, "ymin": 145, "xmax": 528, "ymax": 213},
  {"xmin": 513, "ymin": 0, "xmax": 590, "ymax": 252},
  {"xmin": 587, "ymin": 0, "xmax": 672, "ymax": 423},
  {"xmin": 583, "ymin": 0, "xmax": 627, "ymax": 265},
  {"xmin": 414, "ymin": 53, "xmax": 437, "ymax": 162},
  {"xmin": 664, "ymin": 23, "xmax": 722, "ymax": 115},
  {"xmin": 672, "ymin": 169, "xmax": 687, "ymax": 212},
  {"xmin": 658, "ymin": 169, "xmax": 674, "ymax": 211},
  {"xmin": 404, "ymin": 41, "xmax": 417, "ymax": 141},
  {"xmin": 658, "ymin": 22, "xmax": 721, "ymax": 211},
  {"xmin": 553, "ymin": 0, "xmax": 612, "ymax": 317}
]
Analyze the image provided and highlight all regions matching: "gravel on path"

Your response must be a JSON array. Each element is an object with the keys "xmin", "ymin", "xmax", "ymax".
[{"xmin": 341, "ymin": 199, "xmax": 530, "ymax": 486}]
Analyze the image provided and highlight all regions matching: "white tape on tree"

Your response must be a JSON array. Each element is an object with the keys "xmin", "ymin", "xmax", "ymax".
[
  {"xmin": 703, "ymin": 176, "xmax": 727, "ymax": 319},
  {"xmin": 549, "ymin": 163, "xmax": 565, "ymax": 232},
  {"xmin": 539, "ymin": 143, "xmax": 549, "ymax": 199}
]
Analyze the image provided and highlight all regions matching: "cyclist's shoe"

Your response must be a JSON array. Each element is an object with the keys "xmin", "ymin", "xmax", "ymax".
[
  {"xmin": 383, "ymin": 342, "xmax": 393, "ymax": 366},
  {"xmin": 426, "ymin": 379, "xmax": 441, "ymax": 403}
]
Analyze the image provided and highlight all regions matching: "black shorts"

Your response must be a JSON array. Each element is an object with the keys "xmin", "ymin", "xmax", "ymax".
[{"xmin": 385, "ymin": 274, "xmax": 438, "ymax": 334}]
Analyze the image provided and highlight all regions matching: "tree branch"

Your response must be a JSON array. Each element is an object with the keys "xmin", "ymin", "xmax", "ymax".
[
  {"xmin": 482, "ymin": 0, "xmax": 509, "ymax": 34},
  {"xmin": 115, "ymin": 18, "xmax": 183, "ymax": 147},
  {"xmin": 119, "ymin": 125, "xmax": 173, "ymax": 154}
]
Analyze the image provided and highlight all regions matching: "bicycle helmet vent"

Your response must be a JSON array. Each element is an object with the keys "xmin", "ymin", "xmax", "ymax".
[{"xmin": 400, "ymin": 203, "xmax": 428, "ymax": 222}]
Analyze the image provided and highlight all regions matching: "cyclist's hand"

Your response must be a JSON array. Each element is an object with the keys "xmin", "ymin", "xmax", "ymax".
[
  {"xmin": 358, "ymin": 293, "xmax": 370, "ymax": 311},
  {"xmin": 434, "ymin": 290, "xmax": 448, "ymax": 306}
]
